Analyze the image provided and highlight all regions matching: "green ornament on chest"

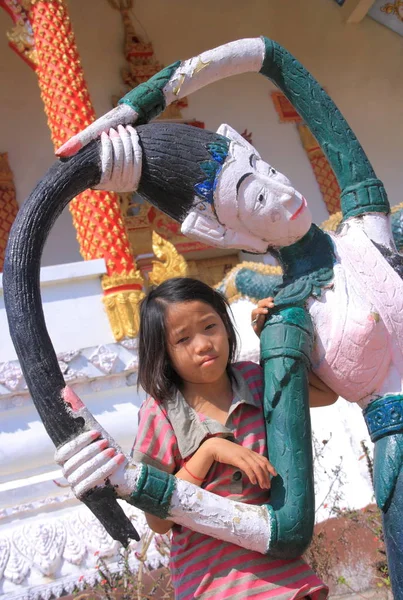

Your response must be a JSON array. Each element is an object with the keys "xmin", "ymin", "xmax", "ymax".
[
  {"xmin": 235, "ymin": 225, "xmax": 336, "ymax": 306},
  {"xmin": 274, "ymin": 224, "xmax": 336, "ymax": 306}
]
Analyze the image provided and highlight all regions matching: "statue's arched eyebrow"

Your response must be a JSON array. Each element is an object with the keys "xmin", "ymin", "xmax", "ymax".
[
  {"xmin": 236, "ymin": 172, "xmax": 253, "ymax": 196},
  {"xmin": 249, "ymin": 153, "xmax": 257, "ymax": 167}
]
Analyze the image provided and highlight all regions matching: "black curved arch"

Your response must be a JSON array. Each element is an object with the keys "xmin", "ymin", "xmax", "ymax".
[{"xmin": 3, "ymin": 141, "xmax": 139, "ymax": 545}]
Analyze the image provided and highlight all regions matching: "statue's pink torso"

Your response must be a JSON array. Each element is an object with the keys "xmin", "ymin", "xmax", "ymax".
[{"xmin": 309, "ymin": 222, "xmax": 403, "ymax": 409}]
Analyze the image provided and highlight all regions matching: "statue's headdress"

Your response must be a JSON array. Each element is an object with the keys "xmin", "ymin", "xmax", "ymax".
[{"xmin": 137, "ymin": 123, "xmax": 230, "ymax": 222}]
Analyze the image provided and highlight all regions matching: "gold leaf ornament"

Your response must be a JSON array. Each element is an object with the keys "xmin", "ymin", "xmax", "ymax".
[
  {"xmin": 101, "ymin": 271, "xmax": 145, "ymax": 341},
  {"xmin": 149, "ymin": 231, "xmax": 188, "ymax": 287}
]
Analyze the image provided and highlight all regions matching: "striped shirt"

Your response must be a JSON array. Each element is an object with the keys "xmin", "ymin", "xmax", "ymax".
[{"xmin": 132, "ymin": 361, "xmax": 328, "ymax": 600}]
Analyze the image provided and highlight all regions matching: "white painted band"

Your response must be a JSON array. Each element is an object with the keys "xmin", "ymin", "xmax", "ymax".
[
  {"xmin": 164, "ymin": 38, "xmax": 265, "ymax": 105},
  {"xmin": 169, "ymin": 478, "xmax": 272, "ymax": 554}
]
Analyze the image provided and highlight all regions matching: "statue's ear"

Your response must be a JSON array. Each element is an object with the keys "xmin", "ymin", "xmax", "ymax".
[{"xmin": 216, "ymin": 123, "xmax": 258, "ymax": 155}]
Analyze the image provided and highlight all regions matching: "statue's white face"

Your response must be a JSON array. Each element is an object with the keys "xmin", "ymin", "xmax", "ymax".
[{"xmin": 215, "ymin": 125, "xmax": 312, "ymax": 248}]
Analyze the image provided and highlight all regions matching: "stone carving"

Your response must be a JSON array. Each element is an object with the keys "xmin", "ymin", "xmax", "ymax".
[
  {"xmin": 0, "ymin": 361, "xmax": 25, "ymax": 392},
  {"xmin": 119, "ymin": 337, "xmax": 138, "ymax": 351},
  {"xmin": 149, "ymin": 230, "xmax": 188, "ymax": 287},
  {"xmin": 89, "ymin": 345, "xmax": 118, "ymax": 375},
  {"xmin": 0, "ymin": 502, "xmax": 167, "ymax": 599},
  {"xmin": 0, "ymin": 493, "xmax": 73, "ymax": 522},
  {"xmin": 56, "ymin": 350, "xmax": 81, "ymax": 363},
  {"xmin": 0, "ymin": 342, "xmax": 139, "ymax": 401}
]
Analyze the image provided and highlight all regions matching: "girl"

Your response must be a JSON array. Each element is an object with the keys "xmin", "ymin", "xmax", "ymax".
[{"xmin": 132, "ymin": 277, "xmax": 334, "ymax": 599}]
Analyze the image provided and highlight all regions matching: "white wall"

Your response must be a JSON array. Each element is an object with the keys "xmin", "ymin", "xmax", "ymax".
[
  {"xmin": 1, "ymin": 0, "xmax": 402, "ymax": 267},
  {"xmin": 0, "ymin": 259, "xmax": 111, "ymax": 362},
  {"xmin": 0, "ymin": 258, "xmax": 144, "ymax": 506}
]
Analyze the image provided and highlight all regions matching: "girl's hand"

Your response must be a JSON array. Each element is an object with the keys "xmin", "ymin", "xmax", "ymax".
[
  {"xmin": 54, "ymin": 430, "xmax": 128, "ymax": 497},
  {"xmin": 203, "ymin": 437, "xmax": 277, "ymax": 489},
  {"xmin": 251, "ymin": 297, "xmax": 275, "ymax": 337}
]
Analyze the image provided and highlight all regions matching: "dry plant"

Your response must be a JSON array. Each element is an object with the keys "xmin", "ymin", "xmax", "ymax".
[{"xmin": 73, "ymin": 531, "xmax": 173, "ymax": 600}]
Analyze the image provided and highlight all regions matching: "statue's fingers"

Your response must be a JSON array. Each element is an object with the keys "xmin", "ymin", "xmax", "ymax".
[
  {"xmin": 93, "ymin": 127, "xmax": 124, "ymax": 191},
  {"xmin": 109, "ymin": 128, "xmax": 124, "ymax": 186},
  {"xmin": 127, "ymin": 125, "xmax": 142, "ymax": 161},
  {"xmin": 68, "ymin": 448, "xmax": 125, "ymax": 488},
  {"xmin": 56, "ymin": 104, "xmax": 138, "ymax": 157},
  {"xmin": 96, "ymin": 132, "xmax": 113, "ymax": 187},
  {"xmin": 72, "ymin": 454, "xmax": 127, "ymax": 497},
  {"xmin": 118, "ymin": 125, "xmax": 134, "ymax": 190},
  {"xmin": 63, "ymin": 438, "xmax": 109, "ymax": 478},
  {"xmin": 94, "ymin": 125, "xmax": 141, "ymax": 192},
  {"xmin": 55, "ymin": 430, "xmax": 101, "ymax": 464},
  {"xmin": 127, "ymin": 125, "xmax": 143, "ymax": 191}
]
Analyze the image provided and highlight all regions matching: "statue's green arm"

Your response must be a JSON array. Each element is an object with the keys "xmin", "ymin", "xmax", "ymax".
[
  {"xmin": 259, "ymin": 306, "xmax": 315, "ymax": 557},
  {"xmin": 118, "ymin": 36, "xmax": 388, "ymax": 220}
]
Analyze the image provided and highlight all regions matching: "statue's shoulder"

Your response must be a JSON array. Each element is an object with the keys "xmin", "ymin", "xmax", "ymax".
[{"xmin": 333, "ymin": 214, "xmax": 396, "ymax": 254}]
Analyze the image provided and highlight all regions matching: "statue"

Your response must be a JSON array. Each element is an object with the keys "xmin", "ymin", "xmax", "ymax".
[{"xmin": 4, "ymin": 37, "xmax": 403, "ymax": 598}]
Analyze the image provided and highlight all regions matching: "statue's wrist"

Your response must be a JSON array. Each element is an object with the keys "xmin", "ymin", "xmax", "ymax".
[
  {"xmin": 126, "ymin": 463, "xmax": 176, "ymax": 519},
  {"xmin": 118, "ymin": 61, "xmax": 181, "ymax": 124}
]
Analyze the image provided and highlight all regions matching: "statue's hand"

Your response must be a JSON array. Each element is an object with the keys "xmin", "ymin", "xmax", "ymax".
[
  {"xmin": 181, "ymin": 210, "xmax": 269, "ymax": 253},
  {"xmin": 55, "ymin": 104, "xmax": 138, "ymax": 158},
  {"xmin": 54, "ymin": 429, "xmax": 130, "ymax": 498},
  {"xmin": 251, "ymin": 297, "xmax": 275, "ymax": 337},
  {"xmin": 93, "ymin": 125, "xmax": 143, "ymax": 193}
]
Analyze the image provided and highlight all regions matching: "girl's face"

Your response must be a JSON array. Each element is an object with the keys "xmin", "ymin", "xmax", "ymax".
[{"xmin": 165, "ymin": 300, "xmax": 230, "ymax": 388}]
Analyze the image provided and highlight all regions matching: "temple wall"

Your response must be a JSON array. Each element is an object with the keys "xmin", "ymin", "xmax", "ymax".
[
  {"xmin": 0, "ymin": 258, "xmax": 143, "ymax": 514},
  {"xmin": 1, "ymin": 0, "xmax": 402, "ymax": 267},
  {"xmin": 0, "ymin": 259, "xmax": 112, "ymax": 362}
]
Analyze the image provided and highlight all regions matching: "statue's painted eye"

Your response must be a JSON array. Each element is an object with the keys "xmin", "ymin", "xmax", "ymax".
[{"xmin": 253, "ymin": 192, "xmax": 266, "ymax": 211}]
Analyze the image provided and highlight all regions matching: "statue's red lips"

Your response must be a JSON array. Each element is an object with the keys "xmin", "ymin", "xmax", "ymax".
[{"xmin": 290, "ymin": 196, "xmax": 307, "ymax": 221}]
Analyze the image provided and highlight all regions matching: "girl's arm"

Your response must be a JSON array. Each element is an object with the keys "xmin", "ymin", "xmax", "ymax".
[
  {"xmin": 251, "ymin": 299, "xmax": 338, "ymax": 408},
  {"xmin": 308, "ymin": 371, "xmax": 338, "ymax": 407},
  {"xmin": 145, "ymin": 442, "xmax": 215, "ymax": 534},
  {"xmin": 146, "ymin": 437, "xmax": 276, "ymax": 534},
  {"xmin": 55, "ymin": 426, "xmax": 276, "ymax": 554}
]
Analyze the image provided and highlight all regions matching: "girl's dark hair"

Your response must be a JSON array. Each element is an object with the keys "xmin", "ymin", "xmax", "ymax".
[{"xmin": 138, "ymin": 277, "xmax": 238, "ymax": 400}]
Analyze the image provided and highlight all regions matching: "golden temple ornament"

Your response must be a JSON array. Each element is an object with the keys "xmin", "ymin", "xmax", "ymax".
[
  {"xmin": 320, "ymin": 211, "xmax": 342, "ymax": 232},
  {"xmin": 381, "ymin": 0, "xmax": 403, "ymax": 21},
  {"xmin": 101, "ymin": 270, "xmax": 145, "ymax": 341},
  {"xmin": 149, "ymin": 231, "xmax": 188, "ymax": 287},
  {"xmin": 0, "ymin": 153, "xmax": 19, "ymax": 271},
  {"xmin": 1, "ymin": 0, "xmax": 37, "ymax": 68},
  {"xmin": 107, "ymin": 0, "xmax": 188, "ymax": 118}
]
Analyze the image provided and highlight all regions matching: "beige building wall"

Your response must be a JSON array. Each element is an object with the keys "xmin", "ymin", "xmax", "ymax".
[{"xmin": 0, "ymin": 0, "xmax": 402, "ymax": 266}]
